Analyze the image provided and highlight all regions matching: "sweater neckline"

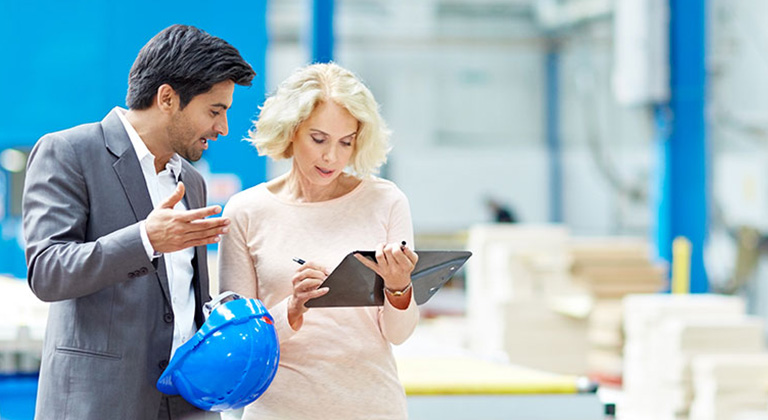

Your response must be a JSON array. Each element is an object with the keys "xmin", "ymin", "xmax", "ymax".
[{"xmin": 261, "ymin": 176, "xmax": 368, "ymax": 207}]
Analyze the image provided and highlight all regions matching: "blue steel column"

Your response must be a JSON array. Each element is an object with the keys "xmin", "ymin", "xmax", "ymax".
[
  {"xmin": 653, "ymin": 105, "xmax": 673, "ymax": 265},
  {"xmin": 546, "ymin": 45, "xmax": 563, "ymax": 223},
  {"xmin": 312, "ymin": 0, "xmax": 334, "ymax": 63},
  {"xmin": 655, "ymin": 0, "xmax": 708, "ymax": 292}
]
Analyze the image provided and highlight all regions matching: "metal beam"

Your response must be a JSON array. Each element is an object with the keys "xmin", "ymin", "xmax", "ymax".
[
  {"xmin": 655, "ymin": 0, "xmax": 708, "ymax": 293},
  {"xmin": 312, "ymin": 0, "xmax": 334, "ymax": 63},
  {"xmin": 546, "ymin": 45, "xmax": 563, "ymax": 223}
]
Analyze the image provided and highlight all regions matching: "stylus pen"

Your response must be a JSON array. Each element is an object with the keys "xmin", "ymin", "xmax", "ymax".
[
  {"xmin": 292, "ymin": 257, "xmax": 305, "ymax": 265},
  {"xmin": 401, "ymin": 241, "xmax": 406, "ymax": 251}
]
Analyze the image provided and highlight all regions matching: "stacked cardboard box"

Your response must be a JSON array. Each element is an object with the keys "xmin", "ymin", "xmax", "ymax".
[
  {"xmin": 569, "ymin": 237, "xmax": 667, "ymax": 383},
  {"xmin": 622, "ymin": 294, "xmax": 764, "ymax": 420},
  {"xmin": 571, "ymin": 237, "xmax": 667, "ymax": 299}
]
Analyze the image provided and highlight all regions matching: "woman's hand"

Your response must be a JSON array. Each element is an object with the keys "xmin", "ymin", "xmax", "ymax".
[
  {"xmin": 287, "ymin": 261, "xmax": 329, "ymax": 330},
  {"xmin": 354, "ymin": 242, "xmax": 418, "ymax": 309}
]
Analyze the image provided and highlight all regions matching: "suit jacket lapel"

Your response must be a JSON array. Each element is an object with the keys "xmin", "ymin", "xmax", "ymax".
[
  {"xmin": 103, "ymin": 110, "xmax": 154, "ymax": 222},
  {"xmin": 102, "ymin": 109, "xmax": 172, "ymax": 305},
  {"xmin": 179, "ymin": 165, "xmax": 201, "ymax": 209}
]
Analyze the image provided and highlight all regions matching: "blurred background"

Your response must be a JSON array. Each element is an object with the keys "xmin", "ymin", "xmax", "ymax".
[{"xmin": 4, "ymin": 0, "xmax": 768, "ymax": 419}]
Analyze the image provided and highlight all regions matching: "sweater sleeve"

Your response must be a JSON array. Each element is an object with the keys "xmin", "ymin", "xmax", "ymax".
[
  {"xmin": 217, "ymin": 194, "xmax": 299, "ymax": 343},
  {"xmin": 378, "ymin": 187, "xmax": 419, "ymax": 344},
  {"xmin": 218, "ymin": 197, "xmax": 257, "ymax": 298},
  {"xmin": 267, "ymin": 298, "xmax": 299, "ymax": 342}
]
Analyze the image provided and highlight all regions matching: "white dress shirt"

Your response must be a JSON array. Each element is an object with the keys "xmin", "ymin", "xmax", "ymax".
[{"xmin": 116, "ymin": 107, "xmax": 197, "ymax": 357}]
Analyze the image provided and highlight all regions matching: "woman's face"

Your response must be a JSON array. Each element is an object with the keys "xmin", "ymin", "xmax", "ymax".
[{"xmin": 291, "ymin": 100, "xmax": 359, "ymax": 188}]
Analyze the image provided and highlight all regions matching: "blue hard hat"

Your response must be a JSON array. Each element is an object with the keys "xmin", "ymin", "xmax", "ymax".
[{"xmin": 156, "ymin": 292, "xmax": 280, "ymax": 412}]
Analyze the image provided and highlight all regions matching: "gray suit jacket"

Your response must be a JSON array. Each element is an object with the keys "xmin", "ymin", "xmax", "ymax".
[{"xmin": 23, "ymin": 109, "xmax": 211, "ymax": 419}]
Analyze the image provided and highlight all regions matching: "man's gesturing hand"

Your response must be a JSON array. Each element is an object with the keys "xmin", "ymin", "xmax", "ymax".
[{"xmin": 145, "ymin": 182, "xmax": 230, "ymax": 253}]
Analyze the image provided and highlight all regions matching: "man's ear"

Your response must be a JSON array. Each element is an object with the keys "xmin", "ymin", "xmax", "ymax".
[{"xmin": 156, "ymin": 84, "xmax": 178, "ymax": 112}]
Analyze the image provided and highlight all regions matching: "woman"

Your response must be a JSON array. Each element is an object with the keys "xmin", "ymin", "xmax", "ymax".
[{"xmin": 218, "ymin": 62, "xmax": 419, "ymax": 419}]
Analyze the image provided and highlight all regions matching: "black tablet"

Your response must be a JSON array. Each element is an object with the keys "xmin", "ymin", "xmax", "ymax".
[{"xmin": 305, "ymin": 250, "xmax": 472, "ymax": 307}]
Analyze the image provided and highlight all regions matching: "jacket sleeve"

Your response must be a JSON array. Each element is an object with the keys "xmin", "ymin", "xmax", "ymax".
[{"xmin": 22, "ymin": 134, "xmax": 155, "ymax": 302}]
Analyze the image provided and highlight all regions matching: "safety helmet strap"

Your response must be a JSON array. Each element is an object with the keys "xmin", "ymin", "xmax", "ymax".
[{"xmin": 204, "ymin": 291, "xmax": 243, "ymax": 318}]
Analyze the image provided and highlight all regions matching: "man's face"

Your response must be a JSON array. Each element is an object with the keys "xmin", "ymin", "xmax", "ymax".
[{"xmin": 166, "ymin": 79, "xmax": 235, "ymax": 162}]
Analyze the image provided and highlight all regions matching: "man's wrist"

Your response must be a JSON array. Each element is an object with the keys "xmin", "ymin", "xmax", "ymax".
[{"xmin": 139, "ymin": 221, "xmax": 161, "ymax": 260}]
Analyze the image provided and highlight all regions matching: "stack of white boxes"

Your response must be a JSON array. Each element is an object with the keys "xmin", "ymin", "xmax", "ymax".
[
  {"xmin": 658, "ymin": 317, "xmax": 765, "ymax": 418},
  {"xmin": 689, "ymin": 354, "xmax": 768, "ymax": 420},
  {"xmin": 465, "ymin": 224, "xmax": 590, "ymax": 374},
  {"xmin": 586, "ymin": 299, "xmax": 625, "ymax": 382},
  {"xmin": 622, "ymin": 294, "xmax": 766, "ymax": 420}
]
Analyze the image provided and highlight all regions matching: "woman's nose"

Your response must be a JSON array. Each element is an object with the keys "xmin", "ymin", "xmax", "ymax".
[{"xmin": 322, "ymin": 146, "xmax": 336, "ymax": 162}]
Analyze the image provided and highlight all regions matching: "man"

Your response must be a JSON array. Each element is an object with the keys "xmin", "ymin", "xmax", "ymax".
[
  {"xmin": 22, "ymin": 24, "xmax": 255, "ymax": 420},
  {"xmin": 485, "ymin": 197, "xmax": 517, "ymax": 223}
]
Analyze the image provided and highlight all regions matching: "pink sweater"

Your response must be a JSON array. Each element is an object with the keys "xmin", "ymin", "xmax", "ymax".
[{"xmin": 218, "ymin": 177, "xmax": 419, "ymax": 419}]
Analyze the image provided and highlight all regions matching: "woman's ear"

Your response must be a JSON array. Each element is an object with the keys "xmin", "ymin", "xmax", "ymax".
[{"xmin": 283, "ymin": 142, "xmax": 295, "ymax": 159}]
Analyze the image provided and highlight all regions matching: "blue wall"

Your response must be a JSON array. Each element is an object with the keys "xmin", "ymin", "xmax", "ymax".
[{"xmin": 0, "ymin": 1, "xmax": 269, "ymax": 279}]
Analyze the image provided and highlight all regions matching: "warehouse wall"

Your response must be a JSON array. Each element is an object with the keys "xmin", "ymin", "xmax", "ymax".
[{"xmin": 267, "ymin": 1, "xmax": 655, "ymax": 235}]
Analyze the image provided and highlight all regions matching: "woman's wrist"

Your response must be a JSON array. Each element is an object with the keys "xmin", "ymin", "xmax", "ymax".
[
  {"xmin": 287, "ymin": 298, "xmax": 304, "ymax": 331},
  {"xmin": 384, "ymin": 282, "xmax": 412, "ymax": 310},
  {"xmin": 384, "ymin": 282, "xmax": 412, "ymax": 297}
]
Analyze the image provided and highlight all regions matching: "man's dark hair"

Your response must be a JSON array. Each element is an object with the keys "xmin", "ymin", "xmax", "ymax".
[{"xmin": 126, "ymin": 24, "xmax": 255, "ymax": 110}]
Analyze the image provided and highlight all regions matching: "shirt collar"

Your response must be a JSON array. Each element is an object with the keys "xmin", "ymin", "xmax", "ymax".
[
  {"xmin": 166, "ymin": 154, "xmax": 183, "ymax": 182},
  {"xmin": 115, "ymin": 107, "xmax": 182, "ymax": 182}
]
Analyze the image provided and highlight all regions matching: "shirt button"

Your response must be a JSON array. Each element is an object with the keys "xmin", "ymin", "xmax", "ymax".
[{"xmin": 164, "ymin": 313, "xmax": 174, "ymax": 323}]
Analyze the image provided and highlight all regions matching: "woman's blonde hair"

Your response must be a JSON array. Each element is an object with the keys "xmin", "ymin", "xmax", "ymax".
[{"xmin": 247, "ymin": 62, "xmax": 391, "ymax": 177}]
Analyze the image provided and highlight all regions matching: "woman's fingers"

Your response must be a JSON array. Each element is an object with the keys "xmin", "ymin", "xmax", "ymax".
[
  {"xmin": 374, "ymin": 242, "xmax": 387, "ymax": 265},
  {"xmin": 357, "ymin": 242, "xmax": 417, "ymax": 284},
  {"xmin": 381, "ymin": 243, "xmax": 415, "ymax": 271},
  {"xmin": 402, "ymin": 245, "xmax": 419, "ymax": 265},
  {"xmin": 354, "ymin": 253, "xmax": 381, "ymax": 275},
  {"xmin": 291, "ymin": 261, "xmax": 330, "ymax": 310}
]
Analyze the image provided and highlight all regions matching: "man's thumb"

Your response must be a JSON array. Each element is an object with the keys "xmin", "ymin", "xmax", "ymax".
[{"xmin": 160, "ymin": 182, "xmax": 185, "ymax": 209}]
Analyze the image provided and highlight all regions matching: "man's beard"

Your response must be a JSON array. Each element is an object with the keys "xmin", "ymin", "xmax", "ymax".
[{"xmin": 167, "ymin": 114, "xmax": 205, "ymax": 162}]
